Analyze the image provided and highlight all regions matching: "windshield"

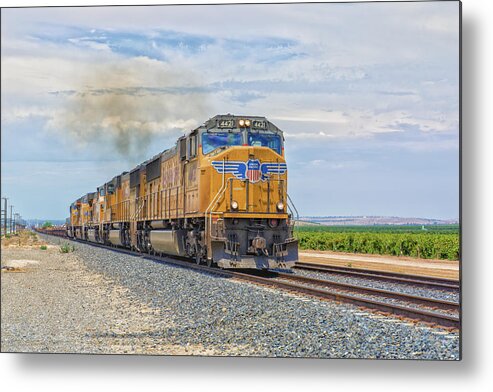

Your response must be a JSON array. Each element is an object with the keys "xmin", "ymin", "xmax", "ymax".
[
  {"xmin": 202, "ymin": 132, "xmax": 242, "ymax": 154},
  {"xmin": 248, "ymin": 133, "xmax": 282, "ymax": 154}
]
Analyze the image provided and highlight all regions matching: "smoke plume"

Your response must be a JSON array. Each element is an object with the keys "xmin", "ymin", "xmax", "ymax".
[{"xmin": 47, "ymin": 59, "xmax": 210, "ymax": 163}]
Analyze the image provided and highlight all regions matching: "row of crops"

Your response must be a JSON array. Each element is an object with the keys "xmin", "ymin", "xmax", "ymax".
[
  {"xmin": 294, "ymin": 226, "xmax": 460, "ymax": 260},
  {"xmin": 295, "ymin": 224, "xmax": 459, "ymax": 234}
]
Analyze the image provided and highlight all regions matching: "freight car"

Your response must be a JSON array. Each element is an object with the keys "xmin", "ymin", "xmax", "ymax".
[{"xmin": 67, "ymin": 115, "xmax": 298, "ymax": 269}]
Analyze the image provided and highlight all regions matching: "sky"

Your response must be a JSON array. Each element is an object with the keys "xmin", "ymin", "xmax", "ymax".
[{"xmin": 1, "ymin": 1, "xmax": 460, "ymax": 220}]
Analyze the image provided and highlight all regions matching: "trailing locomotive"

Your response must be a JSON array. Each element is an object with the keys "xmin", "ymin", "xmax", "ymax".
[{"xmin": 67, "ymin": 115, "xmax": 298, "ymax": 269}]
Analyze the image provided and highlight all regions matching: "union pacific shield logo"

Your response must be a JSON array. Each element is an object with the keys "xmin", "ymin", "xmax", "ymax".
[
  {"xmin": 246, "ymin": 159, "xmax": 261, "ymax": 183},
  {"xmin": 211, "ymin": 159, "xmax": 287, "ymax": 183}
]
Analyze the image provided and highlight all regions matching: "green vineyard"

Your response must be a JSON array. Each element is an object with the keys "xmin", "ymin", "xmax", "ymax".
[{"xmin": 294, "ymin": 225, "xmax": 460, "ymax": 260}]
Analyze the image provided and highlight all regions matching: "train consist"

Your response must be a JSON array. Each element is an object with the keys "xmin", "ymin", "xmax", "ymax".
[{"xmin": 67, "ymin": 115, "xmax": 298, "ymax": 269}]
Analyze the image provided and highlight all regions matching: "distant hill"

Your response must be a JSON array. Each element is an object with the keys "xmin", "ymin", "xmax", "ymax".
[
  {"xmin": 25, "ymin": 216, "xmax": 458, "ymax": 228},
  {"xmin": 298, "ymin": 216, "xmax": 459, "ymax": 226}
]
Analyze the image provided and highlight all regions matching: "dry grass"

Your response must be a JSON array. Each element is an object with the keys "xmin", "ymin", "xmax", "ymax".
[{"xmin": 1, "ymin": 230, "xmax": 47, "ymax": 248}]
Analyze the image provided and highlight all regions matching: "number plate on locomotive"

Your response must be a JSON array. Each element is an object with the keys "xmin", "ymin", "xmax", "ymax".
[
  {"xmin": 217, "ymin": 119, "xmax": 235, "ymax": 128},
  {"xmin": 252, "ymin": 120, "xmax": 267, "ymax": 129}
]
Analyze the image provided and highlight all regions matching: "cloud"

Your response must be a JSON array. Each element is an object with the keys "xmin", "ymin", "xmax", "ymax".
[
  {"xmin": 32, "ymin": 28, "xmax": 217, "ymax": 60},
  {"xmin": 272, "ymin": 110, "xmax": 348, "ymax": 124},
  {"xmin": 274, "ymin": 108, "xmax": 456, "ymax": 141}
]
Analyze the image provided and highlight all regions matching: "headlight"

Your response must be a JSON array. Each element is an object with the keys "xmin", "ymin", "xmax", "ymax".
[
  {"xmin": 238, "ymin": 119, "xmax": 251, "ymax": 127},
  {"xmin": 231, "ymin": 200, "xmax": 239, "ymax": 210},
  {"xmin": 276, "ymin": 201, "xmax": 284, "ymax": 212}
]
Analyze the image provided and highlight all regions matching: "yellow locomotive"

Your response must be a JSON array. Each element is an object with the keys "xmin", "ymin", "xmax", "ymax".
[{"xmin": 67, "ymin": 115, "xmax": 298, "ymax": 269}]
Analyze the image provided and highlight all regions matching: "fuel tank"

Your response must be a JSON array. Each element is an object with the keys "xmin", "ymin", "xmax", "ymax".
[
  {"xmin": 75, "ymin": 228, "xmax": 83, "ymax": 239},
  {"xmin": 108, "ymin": 229, "xmax": 122, "ymax": 246},
  {"xmin": 149, "ymin": 230, "xmax": 186, "ymax": 256},
  {"xmin": 87, "ymin": 229, "xmax": 97, "ymax": 242}
]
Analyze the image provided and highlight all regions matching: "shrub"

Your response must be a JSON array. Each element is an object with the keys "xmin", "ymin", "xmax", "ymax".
[
  {"xmin": 60, "ymin": 243, "xmax": 75, "ymax": 253},
  {"xmin": 40, "ymin": 245, "xmax": 47, "ymax": 250}
]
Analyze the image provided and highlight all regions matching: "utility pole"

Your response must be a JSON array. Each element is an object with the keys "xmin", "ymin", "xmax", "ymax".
[
  {"xmin": 9, "ymin": 205, "xmax": 14, "ymax": 235},
  {"xmin": 1, "ymin": 197, "xmax": 7, "ymax": 236}
]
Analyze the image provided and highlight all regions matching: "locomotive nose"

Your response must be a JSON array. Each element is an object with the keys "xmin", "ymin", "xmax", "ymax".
[{"xmin": 209, "ymin": 146, "xmax": 288, "ymax": 215}]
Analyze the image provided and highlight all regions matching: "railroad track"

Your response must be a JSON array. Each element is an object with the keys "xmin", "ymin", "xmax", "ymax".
[
  {"xmin": 295, "ymin": 261, "xmax": 460, "ymax": 291},
  {"xmin": 35, "ymin": 229, "xmax": 460, "ymax": 329},
  {"xmin": 261, "ymin": 270, "xmax": 459, "ymax": 323}
]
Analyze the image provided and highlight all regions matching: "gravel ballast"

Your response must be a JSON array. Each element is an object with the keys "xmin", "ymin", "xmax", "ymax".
[{"xmin": 1, "ymin": 235, "xmax": 460, "ymax": 359}]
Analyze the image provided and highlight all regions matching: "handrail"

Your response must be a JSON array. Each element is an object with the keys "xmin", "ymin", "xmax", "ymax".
[
  {"xmin": 281, "ymin": 181, "xmax": 299, "ymax": 229},
  {"xmin": 286, "ymin": 192, "xmax": 299, "ymax": 222},
  {"xmin": 132, "ymin": 197, "xmax": 145, "ymax": 221},
  {"xmin": 205, "ymin": 159, "xmax": 228, "ymax": 241},
  {"xmin": 128, "ymin": 185, "xmax": 184, "ymax": 222}
]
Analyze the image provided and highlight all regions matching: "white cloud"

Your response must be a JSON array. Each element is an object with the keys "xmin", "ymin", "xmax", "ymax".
[{"xmin": 271, "ymin": 110, "xmax": 349, "ymax": 124}]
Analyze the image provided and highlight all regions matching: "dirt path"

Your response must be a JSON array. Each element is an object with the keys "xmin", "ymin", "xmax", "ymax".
[{"xmin": 299, "ymin": 250, "xmax": 459, "ymax": 280}]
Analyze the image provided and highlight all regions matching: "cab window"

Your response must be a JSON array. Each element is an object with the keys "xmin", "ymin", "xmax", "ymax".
[
  {"xmin": 187, "ymin": 135, "xmax": 197, "ymax": 159},
  {"xmin": 248, "ymin": 133, "xmax": 282, "ymax": 154},
  {"xmin": 202, "ymin": 132, "xmax": 242, "ymax": 154}
]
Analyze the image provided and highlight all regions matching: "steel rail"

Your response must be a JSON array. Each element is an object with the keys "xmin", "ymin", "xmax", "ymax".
[
  {"xmin": 270, "ymin": 271, "xmax": 459, "ymax": 313},
  {"xmin": 295, "ymin": 261, "xmax": 460, "ymax": 290}
]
